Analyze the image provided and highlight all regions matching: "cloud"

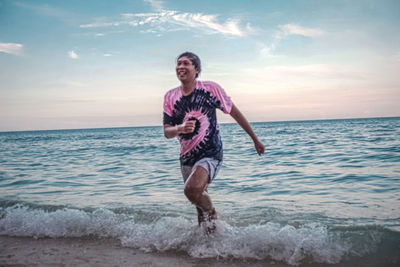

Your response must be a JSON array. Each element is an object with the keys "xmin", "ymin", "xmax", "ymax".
[
  {"xmin": 258, "ymin": 42, "xmax": 278, "ymax": 58},
  {"xmin": 0, "ymin": 43, "xmax": 23, "ymax": 55},
  {"xmin": 259, "ymin": 24, "xmax": 325, "ymax": 57},
  {"xmin": 68, "ymin": 50, "xmax": 79, "ymax": 59},
  {"xmin": 279, "ymin": 24, "xmax": 324, "ymax": 38},
  {"xmin": 259, "ymin": 64, "xmax": 365, "ymax": 80},
  {"xmin": 144, "ymin": 0, "xmax": 164, "ymax": 11},
  {"xmin": 171, "ymin": 13, "xmax": 243, "ymax": 36},
  {"xmin": 12, "ymin": 2, "xmax": 78, "ymax": 25},
  {"xmin": 238, "ymin": 64, "xmax": 369, "ymax": 88},
  {"xmin": 80, "ymin": 22, "xmax": 122, "ymax": 28},
  {"xmin": 80, "ymin": 1, "xmax": 244, "ymax": 37}
]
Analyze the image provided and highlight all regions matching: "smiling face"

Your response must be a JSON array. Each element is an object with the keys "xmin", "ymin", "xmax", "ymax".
[{"xmin": 176, "ymin": 56, "xmax": 199, "ymax": 84}]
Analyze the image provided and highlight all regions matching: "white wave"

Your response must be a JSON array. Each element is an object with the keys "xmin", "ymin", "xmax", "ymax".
[
  {"xmin": 0, "ymin": 205, "xmax": 131, "ymax": 238},
  {"xmin": 0, "ymin": 205, "xmax": 349, "ymax": 265},
  {"xmin": 121, "ymin": 218, "xmax": 349, "ymax": 265}
]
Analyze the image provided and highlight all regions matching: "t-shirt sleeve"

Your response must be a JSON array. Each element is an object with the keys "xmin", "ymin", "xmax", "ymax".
[
  {"xmin": 211, "ymin": 82, "xmax": 233, "ymax": 114},
  {"xmin": 163, "ymin": 93, "xmax": 175, "ymax": 125}
]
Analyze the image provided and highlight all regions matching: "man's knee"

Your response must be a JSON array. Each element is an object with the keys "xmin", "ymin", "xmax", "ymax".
[
  {"xmin": 184, "ymin": 183, "xmax": 203, "ymax": 202},
  {"xmin": 184, "ymin": 166, "xmax": 209, "ymax": 202}
]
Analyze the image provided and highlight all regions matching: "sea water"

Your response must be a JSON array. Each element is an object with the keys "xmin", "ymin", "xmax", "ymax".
[{"xmin": 0, "ymin": 117, "xmax": 399, "ymax": 265}]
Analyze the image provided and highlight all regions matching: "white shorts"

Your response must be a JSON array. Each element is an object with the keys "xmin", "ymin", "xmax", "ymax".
[{"xmin": 181, "ymin": 157, "xmax": 222, "ymax": 184}]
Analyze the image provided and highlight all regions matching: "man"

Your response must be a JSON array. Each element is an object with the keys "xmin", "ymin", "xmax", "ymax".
[{"xmin": 163, "ymin": 52, "xmax": 264, "ymax": 232}]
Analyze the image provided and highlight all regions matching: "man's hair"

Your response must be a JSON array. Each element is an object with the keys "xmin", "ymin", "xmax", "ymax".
[{"xmin": 177, "ymin": 52, "xmax": 201, "ymax": 78}]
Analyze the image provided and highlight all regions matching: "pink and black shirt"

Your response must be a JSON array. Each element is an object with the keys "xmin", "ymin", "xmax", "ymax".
[{"xmin": 163, "ymin": 81, "xmax": 233, "ymax": 166}]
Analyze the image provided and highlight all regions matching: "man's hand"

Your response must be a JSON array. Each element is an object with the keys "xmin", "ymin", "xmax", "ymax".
[
  {"xmin": 254, "ymin": 139, "xmax": 265, "ymax": 155},
  {"xmin": 164, "ymin": 120, "xmax": 197, "ymax": 139},
  {"xmin": 179, "ymin": 120, "xmax": 196, "ymax": 134}
]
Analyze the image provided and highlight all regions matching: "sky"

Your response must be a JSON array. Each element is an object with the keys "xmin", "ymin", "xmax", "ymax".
[{"xmin": 1, "ymin": 0, "xmax": 399, "ymax": 131}]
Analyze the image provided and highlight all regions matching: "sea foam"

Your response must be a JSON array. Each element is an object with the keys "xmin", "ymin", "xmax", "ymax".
[{"xmin": 0, "ymin": 204, "xmax": 350, "ymax": 265}]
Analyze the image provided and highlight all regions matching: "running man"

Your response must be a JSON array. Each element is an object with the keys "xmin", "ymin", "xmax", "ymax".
[{"xmin": 163, "ymin": 52, "xmax": 265, "ymax": 231}]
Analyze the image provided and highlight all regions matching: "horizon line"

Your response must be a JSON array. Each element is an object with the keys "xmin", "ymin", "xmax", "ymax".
[{"xmin": 1, "ymin": 115, "xmax": 399, "ymax": 133}]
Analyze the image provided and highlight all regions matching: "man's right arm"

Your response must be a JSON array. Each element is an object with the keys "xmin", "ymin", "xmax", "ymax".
[{"xmin": 164, "ymin": 120, "xmax": 196, "ymax": 139}]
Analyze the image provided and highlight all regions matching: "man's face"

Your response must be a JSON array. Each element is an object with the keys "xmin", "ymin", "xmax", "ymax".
[{"xmin": 176, "ymin": 56, "xmax": 199, "ymax": 83}]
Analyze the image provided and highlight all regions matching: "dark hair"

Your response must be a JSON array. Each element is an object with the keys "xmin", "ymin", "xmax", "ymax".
[{"xmin": 177, "ymin": 52, "xmax": 201, "ymax": 78}]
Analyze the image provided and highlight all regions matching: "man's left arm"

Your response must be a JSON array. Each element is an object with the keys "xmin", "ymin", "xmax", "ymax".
[{"xmin": 229, "ymin": 102, "xmax": 265, "ymax": 155}]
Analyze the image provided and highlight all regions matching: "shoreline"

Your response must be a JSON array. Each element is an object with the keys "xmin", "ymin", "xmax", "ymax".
[
  {"xmin": 0, "ymin": 235, "xmax": 287, "ymax": 267},
  {"xmin": 1, "ymin": 233, "xmax": 399, "ymax": 266}
]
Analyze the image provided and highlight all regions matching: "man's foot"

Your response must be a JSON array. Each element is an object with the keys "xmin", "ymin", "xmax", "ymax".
[
  {"xmin": 197, "ymin": 207, "xmax": 217, "ymax": 224},
  {"xmin": 199, "ymin": 207, "xmax": 217, "ymax": 235},
  {"xmin": 206, "ymin": 207, "xmax": 217, "ymax": 221}
]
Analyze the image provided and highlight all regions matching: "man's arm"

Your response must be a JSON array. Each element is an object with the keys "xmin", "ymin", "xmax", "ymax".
[
  {"xmin": 164, "ymin": 120, "xmax": 196, "ymax": 139},
  {"xmin": 229, "ymin": 102, "xmax": 265, "ymax": 155}
]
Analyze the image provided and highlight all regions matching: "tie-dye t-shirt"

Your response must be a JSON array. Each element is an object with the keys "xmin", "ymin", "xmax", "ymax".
[{"xmin": 163, "ymin": 81, "xmax": 233, "ymax": 166}]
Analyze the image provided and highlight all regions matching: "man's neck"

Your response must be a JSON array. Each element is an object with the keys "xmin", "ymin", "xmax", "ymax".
[{"xmin": 181, "ymin": 79, "xmax": 197, "ymax": 96}]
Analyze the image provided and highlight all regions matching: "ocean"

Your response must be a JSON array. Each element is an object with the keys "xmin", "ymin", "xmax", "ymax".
[{"xmin": 0, "ymin": 117, "xmax": 399, "ymax": 266}]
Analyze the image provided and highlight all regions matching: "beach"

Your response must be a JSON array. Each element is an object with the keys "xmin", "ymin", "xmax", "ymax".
[
  {"xmin": 2, "ymin": 235, "xmax": 399, "ymax": 267},
  {"xmin": 0, "ymin": 235, "xmax": 289, "ymax": 267}
]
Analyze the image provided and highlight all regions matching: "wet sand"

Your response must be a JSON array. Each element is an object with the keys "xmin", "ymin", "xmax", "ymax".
[{"xmin": 0, "ymin": 235, "xmax": 287, "ymax": 266}]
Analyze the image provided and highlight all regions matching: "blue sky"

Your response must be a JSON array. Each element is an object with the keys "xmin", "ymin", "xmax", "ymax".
[{"xmin": 1, "ymin": 0, "xmax": 399, "ymax": 131}]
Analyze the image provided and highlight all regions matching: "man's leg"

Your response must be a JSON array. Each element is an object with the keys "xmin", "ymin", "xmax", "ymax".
[{"xmin": 184, "ymin": 166, "xmax": 217, "ymax": 220}]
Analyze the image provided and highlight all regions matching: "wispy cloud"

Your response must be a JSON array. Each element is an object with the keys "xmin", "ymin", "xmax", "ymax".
[
  {"xmin": 144, "ymin": 0, "xmax": 164, "ymax": 11},
  {"xmin": 80, "ymin": 0, "xmax": 245, "ymax": 37},
  {"xmin": 279, "ymin": 24, "xmax": 324, "ymax": 38},
  {"xmin": 68, "ymin": 50, "xmax": 79, "ymax": 59},
  {"xmin": 0, "ymin": 42, "xmax": 23, "ymax": 55},
  {"xmin": 12, "ymin": 2, "xmax": 78, "ymax": 25},
  {"xmin": 260, "ymin": 23, "xmax": 325, "ymax": 57},
  {"xmin": 81, "ymin": 22, "xmax": 122, "ymax": 28},
  {"xmin": 258, "ymin": 64, "xmax": 365, "ymax": 80}
]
